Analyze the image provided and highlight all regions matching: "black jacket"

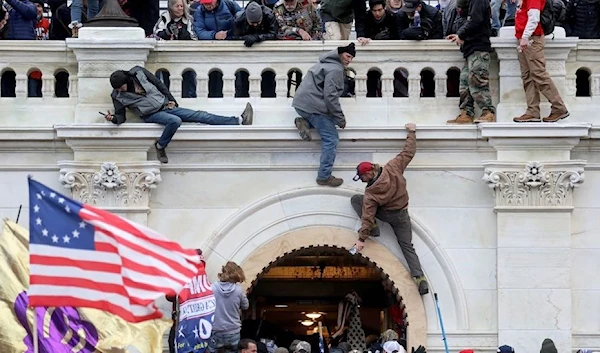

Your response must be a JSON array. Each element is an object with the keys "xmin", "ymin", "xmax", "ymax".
[
  {"xmin": 456, "ymin": 0, "xmax": 492, "ymax": 58},
  {"xmin": 565, "ymin": 0, "xmax": 600, "ymax": 39},
  {"xmin": 397, "ymin": 2, "xmax": 443, "ymax": 40},
  {"xmin": 231, "ymin": 5, "xmax": 278, "ymax": 41},
  {"xmin": 357, "ymin": 10, "xmax": 402, "ymax": 39}
]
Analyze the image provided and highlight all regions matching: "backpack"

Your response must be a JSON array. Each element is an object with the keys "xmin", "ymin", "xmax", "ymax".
[{"xmin": 540, "ymin": 0, "xmax": 567, "ymax": 35}]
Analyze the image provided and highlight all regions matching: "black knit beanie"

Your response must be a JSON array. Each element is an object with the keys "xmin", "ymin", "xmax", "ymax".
[
  {"xmin": 110, "ymin": 70, "xmax": 129, "ymax": 89},
  {"xmin": 337, "ymin": 42, "xmax": 356, "ymax": 57}
]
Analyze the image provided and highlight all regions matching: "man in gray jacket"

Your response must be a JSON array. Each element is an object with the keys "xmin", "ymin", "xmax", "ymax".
[
  {"xmin": 292, "ymin": 43, "xmax": 355, "ymax": 187},
  {"xmin": 105, "ymin": 66, "xmax": 254, "ymax": 164}
]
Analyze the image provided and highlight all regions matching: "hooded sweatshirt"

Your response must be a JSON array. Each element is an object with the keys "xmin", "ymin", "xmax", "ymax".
[
  {"xmin": 212, "ymin": 281, "xmax": 249, "ymax": 333},
  {"xmin": 540, "ymin": 339, "xmax": 558, "ymax": 353},
  {"xmin": 292, "ymin": 50, "xmax": 346, "ymax": 126}
]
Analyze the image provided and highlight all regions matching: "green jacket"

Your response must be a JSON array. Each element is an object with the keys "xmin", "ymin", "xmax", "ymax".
[{"xmin": 321, "ymin": 0, "xmax": 366, "ymax": 24}]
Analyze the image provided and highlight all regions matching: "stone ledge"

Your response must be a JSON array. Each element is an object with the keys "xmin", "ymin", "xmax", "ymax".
[{"xmin": 478, "ymin": 123, "xmax": 592, "ymax": 138}]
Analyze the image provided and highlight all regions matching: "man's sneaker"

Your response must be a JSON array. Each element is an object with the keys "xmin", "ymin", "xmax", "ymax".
[
  {"xmin": 155, "ymin": 142, "xmax": 168, "ymax": 164},
  {"xmin": 543, "ymin": 110, "xmax": 569, "ymax": 123},
  {"xmin": 474, "ymin": 110, "xmax": 496, "ymax": 123},
  {"xmin": 513, "ymin": 114, "xmax": 541, "ymax": 123},
  {"xmin": 415, "ymin": 276, "xmax": 429, "ymax": 295},
  {"xmin": 295, "ymin": 117, "xmax": 312, "ymax": 141},
  {"xmin": 447, "ymin": 111, "xmax": 474, "ymax": 124},
  {"xmin": 370, "ymin": 224, "xmax": 380, "ymax": 237},
  {"xmin": 316, "ymin": 176, "xmax": 343, "ymax": 187},
  {"xmin": 241, "ymin": 103, "xmax": 253, "ymax": 125}
]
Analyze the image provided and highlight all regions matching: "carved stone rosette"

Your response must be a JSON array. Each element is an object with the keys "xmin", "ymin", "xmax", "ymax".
[
  {"xmin": 59, "ymin": 162, "xmax": 161, "ymax": 208},
  {"xmin": 482, "ymin": 161, "xmax": 585, "ymax": 209}
]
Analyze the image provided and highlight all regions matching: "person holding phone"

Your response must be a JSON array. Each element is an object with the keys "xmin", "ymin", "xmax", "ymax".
[{"xmin": 104, "ymin": 66, "xmax": 254, "ymax": 164}]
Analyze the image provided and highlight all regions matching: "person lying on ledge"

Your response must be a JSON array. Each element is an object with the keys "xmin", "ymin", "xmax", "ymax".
[{"xmin": 104, "ymin": 66, "xmax": 253, "ymax": 164}]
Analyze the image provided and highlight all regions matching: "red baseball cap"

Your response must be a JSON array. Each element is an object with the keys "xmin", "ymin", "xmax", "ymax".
[
  {"xmin": 200, "ymin": 0, "xmax": 213, "ymax": 4},
  {"xmin": 353, "ymin": 162, "xmax": 373, "ymax": 181}
]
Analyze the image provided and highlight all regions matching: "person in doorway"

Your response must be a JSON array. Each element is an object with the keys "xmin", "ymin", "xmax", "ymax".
[
  {"xmin": 105, "ymin": 66, "xmax": 253, "ymax": 164},
  {"xmin": 350, "ymin": 122, "xmax": 429, "ymax": 296},
  {"xmin": 445, "ymin": 0, "xmax": 496, "ymax": 124},
  {"xmin": 292, "ymin": 43, "xmax": 355, "ymax": 187},
  {"xmin": 512, "ymin": 0, "xmax": 569, "ymax": 123},
  {"xmin": 209, "ymin": 262, "xmax": 249, "ymax": 353}
]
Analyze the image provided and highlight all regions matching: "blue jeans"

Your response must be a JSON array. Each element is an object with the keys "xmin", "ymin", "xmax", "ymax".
[
  {"xmin": 71, "ymin": 0, "xmax": 99, "ymax": 23},
  {"xmin": 491, "ymin": 0, "xmax": 517, "ymax": 30},
  {"xmin": 208, "ymin": 331, "xmax": 240, "ymax": 353},
  {"xmin": 143, "ymin": 107, "xmax": 239, "ymax": 148},
  {"xmin": 295, "ymin": 109, "xmax": 339, "ymax": 180}
]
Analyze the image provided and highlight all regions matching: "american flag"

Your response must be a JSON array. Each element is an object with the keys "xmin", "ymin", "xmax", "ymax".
[
  {"xmin": 319, "ymin": 330, "xmax": 325, "ymax": 353},
  {"xmin": 28, "ymin": 178, "xmax": 201, "ymax": 323}
]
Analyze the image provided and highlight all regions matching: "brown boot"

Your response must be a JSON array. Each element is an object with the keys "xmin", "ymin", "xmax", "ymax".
[
  {"xmin": 474, "ymin": 110, "xmax": 496, "ymax": 123},
  {"xmin": 71, "ymin": 26, "xmax": 79, "ymax": 38},
  {"xmin": 513, "ymin": 114, "xmax": 541, "ymax": 123},
  {"xmin": 316, "ymin": 176, "xmax": 343, "ymax": 187},
  {"xmin": 295, "ymin": 117, "xmax": 312, "ymax": 141},
  {"xmin": 543, "ymin": 111, "xmax": 570, "ymax": 123},
  {"xmin": 447, "ymin": 111, "xmax": 474, "ymax": 124}
]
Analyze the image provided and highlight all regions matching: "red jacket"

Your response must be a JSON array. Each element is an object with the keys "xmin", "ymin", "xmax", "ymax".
[{"xmin": 515, "ymin": 0, "xmax": 545, "ymax": 39}]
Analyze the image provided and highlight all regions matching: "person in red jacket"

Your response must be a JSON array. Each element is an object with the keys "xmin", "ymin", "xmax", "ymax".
[{"xmin": 513, "ymin": 0, "xmax": 569, "ymax": 123}]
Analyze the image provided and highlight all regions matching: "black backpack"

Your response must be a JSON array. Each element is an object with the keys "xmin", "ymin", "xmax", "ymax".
[{"xmin": 540, "ymin": 0, "xmax": 567, "ymax": 35}]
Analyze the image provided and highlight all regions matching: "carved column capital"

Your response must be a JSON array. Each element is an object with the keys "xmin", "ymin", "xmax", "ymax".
[
  {"xmin": 482, "ymin": 161, "xmax": 585, "ymax": 211},
  {"xmin": 58, "ymin": 161, "xmax": 161, "ymax": 212}
]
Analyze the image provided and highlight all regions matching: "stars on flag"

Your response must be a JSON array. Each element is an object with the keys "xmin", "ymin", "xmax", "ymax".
[
  {"xmin": 51, "ymin": 235, "xmax": 59, "ymax": 243},
  {"xmin": 63, "ymin": 235, "xmax": 70, "ymax": 244},
  {"xmin": 58, "ymin": 197, "xmax": 65, "ymax": 204},
  {"xmin": 79, "ymin": 222, "xmax": 86, "ymax": 229},
  {"xmin": 33, "ymin": 205, "xmax": 39, "ymax": 213},
  {"xmin": 35, "ymin": 218, "xmax": 42, "ymax": 226},
  {"xmin": 72, "ymin": 230, "xmax": 80, "ymax": 238},
  {"xmin": 42, "ymin": 229, "xmax": 48, "ymax": 237}
]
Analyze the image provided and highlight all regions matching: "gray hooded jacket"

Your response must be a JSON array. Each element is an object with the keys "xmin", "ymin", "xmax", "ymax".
[
  {"xmin": 292, "ymin": 50, "xmax": 346, "ymax": 126},
  {"xmin": 212, "ymin": 281, "xmax": 249, "ymax": 333}
]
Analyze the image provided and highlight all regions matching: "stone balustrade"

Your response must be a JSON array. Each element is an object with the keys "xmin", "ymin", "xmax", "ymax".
[{"xmin": 0, "ymin": 27, "xmax": 598, "ymax": 127}]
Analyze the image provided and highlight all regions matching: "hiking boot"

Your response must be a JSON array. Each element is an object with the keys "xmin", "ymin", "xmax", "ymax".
[
  {"xmin": 371, "ymin": 224, "xmax": 380, "ymax": 237},
  {"xmin": 446, "ymin": 111, "xmax": 474, "ymax": 124},
  {"xmin": 316, "ymin": 176, "xmax": 343, "ymax": 187},
  {"xmin": 155, "ymin": 142, "xmax": 168, "ymax": 164},
  {"xmin": 241, "ymin": 103, "xmax": 253, "ymax": 125},
  {"xmin": 415, "ymin": 276, "xmax": 429, "ymax": 295},
  {"xmin": 543, "ymin": 110, "xmax": 570, "ymax": 123},
  {"xmin": 513, "ymin": 114, "xmax": 541, "ymax": 123},
  {"xmin": 71, "ymin": 26, "xmax": 79, "ymax": 38},
  {"xmin": 295, "ymin": 117, "xmax": 312, "ymax": 141},
  {"xmin": 474, "ymin": 110, "xmax": 496, "ymax": 123}
]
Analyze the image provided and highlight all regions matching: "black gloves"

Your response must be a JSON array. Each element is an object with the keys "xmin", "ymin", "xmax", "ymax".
[
  {"xmin": 244, "ymin": 34, "xmax": 260, "ymax": 47},
  {"xmin": 411, "ymin": 346, "xmax": 427, "ymax": 353}
]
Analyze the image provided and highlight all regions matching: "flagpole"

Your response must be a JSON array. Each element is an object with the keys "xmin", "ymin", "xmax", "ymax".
[{"xmin": 33, "ymin": 309, "xmax": 39, "ymax": 353}]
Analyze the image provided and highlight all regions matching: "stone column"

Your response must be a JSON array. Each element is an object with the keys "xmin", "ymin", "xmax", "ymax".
[
  {"xmin": 493, "ymin": 28, "xmax": 578, "ymax": 122},
  {"xmin": 66, "ymin": 27, "xmax": 155, "ymax": 123},
  {"xmin": 55, "ymin": 125, "xmax": 162, "ymax": 224},
  {"xmin": 480, "ymin": 123, "xmax": 590, "ymax": 353}
]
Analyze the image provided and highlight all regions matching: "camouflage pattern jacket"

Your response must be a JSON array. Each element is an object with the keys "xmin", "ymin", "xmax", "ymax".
[{"xmin": 274, "ymin": 0, "xmax": 323, "ymax": 39}]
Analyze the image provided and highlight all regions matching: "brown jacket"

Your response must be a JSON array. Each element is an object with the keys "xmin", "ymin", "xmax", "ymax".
[{"xmin": 358, "ymin": 131, "xmax": 416, "ymax": 241}]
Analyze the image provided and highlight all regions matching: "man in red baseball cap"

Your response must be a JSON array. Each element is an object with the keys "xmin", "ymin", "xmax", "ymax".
[{"xmin": 350, "ymin": 122, "xmax": 429, "ymax": 295}]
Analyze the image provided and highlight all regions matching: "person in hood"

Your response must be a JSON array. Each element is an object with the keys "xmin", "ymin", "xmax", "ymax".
[
  {"xmin": 105, "ymin": 66, "xmax": 254, "ymax": 164},
  {"xmin": 292, "ymin": 43, "xmax": 355, "ymax": 187},
  {"xmin": 498, "ymin": 345, "xmax": 514, "ymax": 353},
  {"xmin": 540, "ymin": 339, "xmax": 557, "ymax": 353},
  {"xmin": 350, "ymin": 122, "xmax": 430, "ymax": 296},
  {"xmin": 209, "ymin": 261, "xmax": 249, "ymax": 353}
]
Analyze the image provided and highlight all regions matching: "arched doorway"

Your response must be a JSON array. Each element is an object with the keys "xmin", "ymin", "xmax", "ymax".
[
  {"xmin": 229, "ymin": 227, "xmax": 427, "ymax": 346},
  {"xmin": 242, "ymin": 246, "xmax": 408, "ymax": 351}
]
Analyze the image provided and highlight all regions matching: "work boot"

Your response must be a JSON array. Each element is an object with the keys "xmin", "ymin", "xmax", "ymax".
[
  {"xmin": 513, "ymin": 114, "xmax": 541, "ymax": 123},
  {"xmin": 295, "ymin": 117, "xmax": 312, "ymax": 141},
  {"xmin": 474, "ymin": 110, "xmax": 496, "ymax": 123},
  {"xmin": 316, "ymin": 176, "xmax": 343, "ymax": 187},
  {"xmin": 543, "ymin": 110, "xmax": 570, "ymax": 123},
  {"xmin": 241, "ymin": 103, "xmax": 253, "ymax": 125},
  {"xmin": 415, "ymin": 276, "xmax": 429, "ymax": 295},
  {"xmin": 446, "ymin": 111, "xmax": 474, "ymax": 124},
  {"xmin": 371, "ymin": 224, "xmax": 380, "ymax": 237},
  {"xmin": 155, "ymin": 142, "xmax": 168, "ymax": 164}
]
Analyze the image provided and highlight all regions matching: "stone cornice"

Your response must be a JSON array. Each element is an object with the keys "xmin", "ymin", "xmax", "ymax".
[{"xmin": 478, "ymin": 123, "xmax": 592, "ymax": 138}]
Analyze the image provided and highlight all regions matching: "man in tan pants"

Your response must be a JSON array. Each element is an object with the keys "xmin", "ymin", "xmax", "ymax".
[
  {"xmin": 512, "ymin": 0, "xmax": 569, "ymax": 123},
  {"xmin": 320, "ymin": 0, "xmax": 366, "ymax": 39}
]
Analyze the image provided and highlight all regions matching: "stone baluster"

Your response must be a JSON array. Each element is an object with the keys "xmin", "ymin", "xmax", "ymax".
[
  {"xmin": 69, "ymin": 76, "xmax": 78, "ymax": 98},
  {"xmin": 565, "ymin": 74, "xmax": 577, "ymax": 97},
  {"xmin": 591, "ymin": 74, "xmax": 600, "ymax": 97},
  {"xmin": 42, "ymin": 75, "xmax": 55, "ymax": 97},
  {"xmin": 249, "ymin": 75, "xmax": 261, "ymax": 97},
  {"xmin": 223, "ymin": 74, "xmax": 236, "ymax": 98},
  {"xmin": 408, "ymin": 77, "xmax": 421, "ymax": 100},
  {"xmin": 170, "ymin": 75, "xmax": 183, "ymax": 100},
  {"xmin": 15, "ymin": 74, "xmax": 28, "ymax": 98},
  {"xmin": 381, "ymin": 75, "xmax": 394, "ymax": 97},
  {"xmin": 435, "ymin": 74, "xmax": 447, "ymax": 98},
  {"xmin": 275, "ymin": 74, "xmax": 288, "ymax": 98},
  {"xmin": 355, "ymin": 74, "xmax": 367, "ymax": 97}
]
